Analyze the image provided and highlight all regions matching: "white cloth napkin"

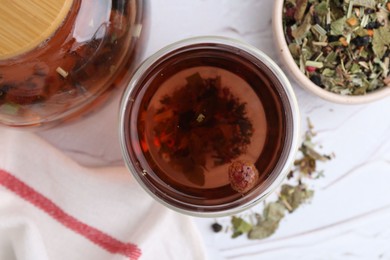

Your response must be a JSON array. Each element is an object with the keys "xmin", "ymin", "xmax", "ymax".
[{"xmin": 0, "ymin": 128, "xmax": 207, "ymax": 260}]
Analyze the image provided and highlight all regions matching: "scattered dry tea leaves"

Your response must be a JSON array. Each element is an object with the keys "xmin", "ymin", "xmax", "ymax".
[{"xmin": 213, "ymin": 119, "xmax": 333, "ymax": 240}]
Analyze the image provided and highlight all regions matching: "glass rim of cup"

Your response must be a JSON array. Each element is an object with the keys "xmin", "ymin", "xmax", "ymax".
[{"xmin": 119, "ymin": 36, "xmax": 301, "ymax": 217}]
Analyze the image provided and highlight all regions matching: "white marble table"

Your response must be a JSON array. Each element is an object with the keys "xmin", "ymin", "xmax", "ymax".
[{"xmin": 39, "ymin": 1, "xmax": 390, "ymax": 259}]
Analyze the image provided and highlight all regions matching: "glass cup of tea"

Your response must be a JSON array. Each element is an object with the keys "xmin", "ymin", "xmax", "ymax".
[{"xmin": 119, "ymin": 36, "xmax": 300, "ymax": 217}]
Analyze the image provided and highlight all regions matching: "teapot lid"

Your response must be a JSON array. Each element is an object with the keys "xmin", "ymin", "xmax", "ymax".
[{"xmin": 0, "ymin": 0, "xmax": 73, "ymax": 60}]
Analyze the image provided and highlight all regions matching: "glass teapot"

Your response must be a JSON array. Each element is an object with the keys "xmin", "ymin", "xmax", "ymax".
[{"xmin": 0, "ymin": 0, "xmax": 148, "ymax": 127}]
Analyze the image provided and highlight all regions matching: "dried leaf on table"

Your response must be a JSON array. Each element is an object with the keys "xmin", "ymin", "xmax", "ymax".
[
  {"xmin": 279, "ymin": 184, "xmax": 314, "ymax": 213},
  {"xmin": 248, "ymin": 202, "xmax": 285, "ymax": 240},
  {"xmin": 231, "ymin": 216, "xmax": 252, "ymax": 238}
]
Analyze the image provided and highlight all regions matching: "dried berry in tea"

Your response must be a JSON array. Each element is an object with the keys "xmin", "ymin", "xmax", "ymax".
[{"xmin": 228, "ymin": 160, "xmax": 259, "ymax": 194}]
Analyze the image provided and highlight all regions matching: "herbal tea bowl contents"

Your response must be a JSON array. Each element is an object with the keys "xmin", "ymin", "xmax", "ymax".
[
  {"xmin": 119, "ymin": 37, "xmax": 300, "ymax": 217},
  {"xmin": 273, "ymin": 0, "xmax": 390, "ymax": 104},
  {"xmin": 0, "ymin": 0, "xmax": 148, "ymax": 128}
]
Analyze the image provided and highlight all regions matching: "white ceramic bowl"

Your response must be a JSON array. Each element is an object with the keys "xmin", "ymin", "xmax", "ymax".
[{"xmin": 273, "ymin": 0, "xmax": 390, "ymax": 104}]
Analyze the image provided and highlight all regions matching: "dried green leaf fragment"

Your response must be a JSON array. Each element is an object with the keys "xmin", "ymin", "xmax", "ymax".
[
  {"xmin": 331, "ymin": 17, "xmax": 347, "ymax": 35},
  {"xmin": 292, "ymin": 13, "xmax": 313, "ymax": 39},
  {"xmin": 372, "ymin": 26, "xmax": 390, "ymax": 58},
  {"xmin": 354, "ymin": 0, "xmax": 376, "ymax": 9},
  {"xmin": 231, "ymin": 216, "xmax": 252, "ymax": 238},
  {"xmin": 306, "ymin": 60, "xmax": 324, "ymax": 68},
  {"xmin": 314, "ymin": 1, "xmax": 328, "ymax": 16},
  {"xmin": 248, "ymin": 202, "xmax": 285, "ymax": 240},
  {"xmin": 294, "ymin": 0, "xmax": 309, "ymax": 23},
  {"xmin": 279, "ymin": 184, "xmax": 314, "ymax": 213}
]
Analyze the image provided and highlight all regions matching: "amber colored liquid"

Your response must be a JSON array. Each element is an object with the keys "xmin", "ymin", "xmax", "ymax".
[
  {"xmin": 126, "ymin": 46, "xmax": 287, "ymax": 210},
  {"xmin": 0, "ymin": 0, "xmax": 148, "ymax": 127}
]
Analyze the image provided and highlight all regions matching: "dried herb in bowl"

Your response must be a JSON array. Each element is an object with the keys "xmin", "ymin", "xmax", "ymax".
[{"xmin": 283, "ymin": 0, "xmax": 390, "ymax": 95}]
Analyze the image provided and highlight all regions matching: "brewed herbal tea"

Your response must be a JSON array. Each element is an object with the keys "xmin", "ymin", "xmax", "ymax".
[
  {"xmin": 0, "ymin": 0, "xmax": 148, "ymax": 127},
  {"xmin": 121, "ymin": 39, "xmax": 297, "ymax": 215}
]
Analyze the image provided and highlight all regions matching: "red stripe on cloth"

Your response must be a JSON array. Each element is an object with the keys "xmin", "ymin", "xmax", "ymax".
[{"xmin": 0, "ymin": 169, "xmax": 141, "ymax": 260}]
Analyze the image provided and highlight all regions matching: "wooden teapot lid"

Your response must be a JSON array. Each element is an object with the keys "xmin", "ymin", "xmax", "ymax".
[{"xmin": 0, "ymin": 0, "xmax": 73, "ymax": 60}]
